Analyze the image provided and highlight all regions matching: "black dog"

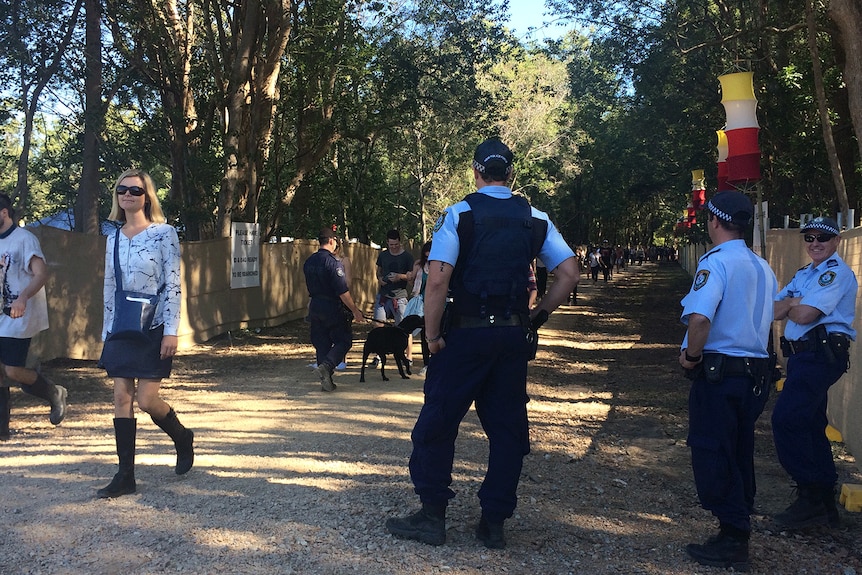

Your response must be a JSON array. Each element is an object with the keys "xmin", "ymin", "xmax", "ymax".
[{"xmin": 360, "ymin": 314, "xmax": 425, "ymax": 382}]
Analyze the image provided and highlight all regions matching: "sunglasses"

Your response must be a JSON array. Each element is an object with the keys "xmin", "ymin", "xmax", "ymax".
[
  {"xmin": 803, "ymin": 233, "xmax": 836, "ymax": 243},
  {"xmin": 116, "ymin": 185, "xmax": 146, "ymax": 196}
]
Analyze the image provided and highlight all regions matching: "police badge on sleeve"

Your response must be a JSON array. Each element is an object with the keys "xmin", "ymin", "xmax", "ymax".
[{"xmin": 693, "ymin": 270, "xmax": 710, "ymax": 291}]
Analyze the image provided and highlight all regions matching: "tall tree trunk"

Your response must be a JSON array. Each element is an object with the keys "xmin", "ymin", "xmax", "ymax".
[
  {"xmin": 828, "ymin": 0, "xmax": 862, "ymax": 198},
  {"xmin": 806, "ymin": 0, "xmax": 851, "ymax": 221},
  {"xmin": 12, "ymin": 0, "xmax": 83, "ymax": 219},
  {"xmin": 75, "ymin": 0, "xmax": 102, "ymax": 235},
  {"xmin": 216, "ymin": 0, "xmax": 292, "ymax": 238}
]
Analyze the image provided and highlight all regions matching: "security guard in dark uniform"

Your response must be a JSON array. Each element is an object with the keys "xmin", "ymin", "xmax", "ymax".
[
  {"xmin": 385, "ymin": 138, "xmax": 578, "ymax": 549},
  {"xmin": 302, "ymin": 227, "xmax": 364, "ymax": 391},
  {"xmin": 772, "ymin": 216, "xmax": 857, "ymax": 529},
  {"xmin": 678, "ymin": 191, "xmax": 778, "ymax": 572}
]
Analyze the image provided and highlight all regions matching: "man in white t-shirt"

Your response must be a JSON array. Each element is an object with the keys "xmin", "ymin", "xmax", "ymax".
[{"xmin": 0, "ymin": 194, "xmax": 67, "ymax": 440}]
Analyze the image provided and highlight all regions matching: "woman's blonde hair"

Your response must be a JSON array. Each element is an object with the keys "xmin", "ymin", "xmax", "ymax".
[{"xmin": 108, "ymin": 168, "xmax": 166, "ymax": 224}]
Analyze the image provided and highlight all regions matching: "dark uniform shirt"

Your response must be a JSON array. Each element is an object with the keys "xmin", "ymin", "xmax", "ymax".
[{"xmin": 304, "ymin": 249, "xmax": 348, "ymax": 302}]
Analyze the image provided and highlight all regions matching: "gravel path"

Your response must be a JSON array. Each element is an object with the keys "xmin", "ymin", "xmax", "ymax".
[{"xmin": 1, "ymin": 262, "xmax": 860, "ymax": 575}]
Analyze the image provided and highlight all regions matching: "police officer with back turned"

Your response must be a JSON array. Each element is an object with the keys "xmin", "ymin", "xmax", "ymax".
[
  {"xmin": 303, "ymin": 227, "xmax": 364, "ymax": 392},
  {"xmin": 678, "ymin": 191, "xmax": 778, "ymax": 572},
  {"xmin": 772, "ymin": 216, "xmax": 857, "ymax": 529},
  {"xmin": 385, "ymin": 137, "xmax": 578, "ymax": 549}
]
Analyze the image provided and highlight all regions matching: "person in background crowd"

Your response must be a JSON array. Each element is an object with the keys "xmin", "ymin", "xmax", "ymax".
[
  {"xmin": 97, "ymin": 169, "xmax": 192, "ymax": 498},
  {"xmin": 0, "ymin": 193, "xmax": 67, "ymax": 441},
  {"xmin": 385, "ymin": 137, "xmax": 578, "ymax": 549},
  {"xmin": 405, "ymin": 241, "xmax": 432, "ymax": 376},
  {"xmin": 771, "ymin": 216, "xmax": 857, "ymax": 529},
  {"xmin": 534, "ymin": 257, "xmax": 547, "ymax": 300},
  {"xmin": 303, "ymin": 228, "xmax": 365, "ymax": 392},
  {"xmin": 677, "ymin": 191, "xmax": 778, "ymax": 571},
  {"xmin": 373, "ymin": 229, "xmax": 415, "ymax": 365}
]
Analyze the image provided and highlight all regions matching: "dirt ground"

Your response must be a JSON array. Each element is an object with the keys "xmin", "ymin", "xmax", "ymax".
[{"xmin": 1, "ymin": 261, "xmax": 860, "ymax": 575}]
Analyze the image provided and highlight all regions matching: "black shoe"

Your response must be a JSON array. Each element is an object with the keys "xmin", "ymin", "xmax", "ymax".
[
  {"xmin": 685, "ymin": 531, "xmax": 749, "ymax": 572},
  {"xmin": 774, "ymin": 486, "xmax": 829, "ymax": 529},
  {"xmin": 97, "ymin": 471, "xmax": 136, "ymax": 499},
  {"xmin": 385, "ymin": 505, "xmax": 446, "ymax": 546},
  {"xmin": 476, "ymin": 516, "xmax": 505, "ymax": 549}
]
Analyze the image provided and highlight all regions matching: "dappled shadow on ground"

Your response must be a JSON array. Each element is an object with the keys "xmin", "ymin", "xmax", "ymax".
[{"xmin": 1, "ymin": 262, "xmax": 859, "ymax": 574}]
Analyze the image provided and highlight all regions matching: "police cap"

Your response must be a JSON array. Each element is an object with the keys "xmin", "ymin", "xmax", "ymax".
[{"xmin": 706, "ymin": 191, "xmax": 753, "ymax": 226}]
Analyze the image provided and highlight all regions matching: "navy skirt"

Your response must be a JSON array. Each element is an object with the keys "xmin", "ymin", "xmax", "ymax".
[{"xmin": 99, "ymin": 324, "xmax": 173, "ymax": 379}]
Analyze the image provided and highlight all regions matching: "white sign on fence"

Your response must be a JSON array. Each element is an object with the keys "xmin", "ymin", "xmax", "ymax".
[{"xmin": 230, "ymin": 222, "xmax": 261, "ymax": 289}]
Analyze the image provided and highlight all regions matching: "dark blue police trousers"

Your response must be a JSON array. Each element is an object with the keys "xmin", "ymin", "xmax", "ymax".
[
  {"xmin": 308, "ymin": 309, "xmax": 352, "ymax": 369},
  {"xmin": 772, "ymin": 351, "xmax": 846, "ymax": 488},
  {"xmin": 408, "ymin": 325, "xmax": 530, "ymax": 523},
  {"xmin": 687, "ymin": 372, "xmax": 769, "ymax": 532}
]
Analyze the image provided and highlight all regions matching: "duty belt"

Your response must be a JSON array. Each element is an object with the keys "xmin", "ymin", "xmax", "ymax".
[
  {"xmin": 450, "ymin": 314, "xmax": 526, "ymax": 329},
  {"xmin": 711, "ymin": 355, "xmax": 766, "ymax": 377},
  {"xmin": 780, "ymin": 336, "xmax": 814, "ymax": 355}
]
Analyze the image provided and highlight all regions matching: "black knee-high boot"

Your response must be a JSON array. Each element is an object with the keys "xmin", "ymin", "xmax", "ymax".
[
  {"xmin": 97, "ymin": 418, "xmax": 137, "ymax": 498},
  {"xmin": 152, "ymin": 408, "xmax": 194, "ymax": 475},
  {"xmin": 21, "ymin": 374, "xmax": 68, "ymax": 425},
  {"xmin": 0, "ymin": 387, "xmax": 10, "ymax": 440}
]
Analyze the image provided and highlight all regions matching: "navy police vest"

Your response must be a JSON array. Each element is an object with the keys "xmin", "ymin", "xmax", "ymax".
[{"xmin": 451, "ymin": 193, "xmax": 547, "ymax": 318}]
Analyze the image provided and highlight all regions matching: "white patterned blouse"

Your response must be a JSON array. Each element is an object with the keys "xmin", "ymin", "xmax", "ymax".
[{"xmin": 102, "ymin": 223, "xmax": 182, "ymax": 341}]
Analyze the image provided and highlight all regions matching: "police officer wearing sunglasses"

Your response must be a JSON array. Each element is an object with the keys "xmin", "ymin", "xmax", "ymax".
[{"xmin": 772, "ymin": 216, "xmax": 857, "ymax": 529}]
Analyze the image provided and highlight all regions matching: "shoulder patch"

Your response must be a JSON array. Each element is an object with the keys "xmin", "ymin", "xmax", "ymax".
[
  {"xmin": 818, "ymin": 271, "xmax": 836, "ymax": 287},
  {"xmin": 432, "ymin": 211, "xmax": 447, "ymax": 234},
  {"xmin": 336, "ymin": 268, "xmax": 345, "ymax": 277},
  {"xmin": 826, "ymin": 259, "xmax": 839, "ymax": 268},
  {"xmin": 693, "ymin": 270, "xmax": 710, "ymax": 291}
]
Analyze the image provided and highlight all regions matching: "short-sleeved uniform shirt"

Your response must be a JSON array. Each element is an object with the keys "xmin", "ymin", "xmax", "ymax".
[
  {"xmin": 0, "ymin": 226, "xmax": 49, "ymax": 339},
  {"xmin": 680, "ymin": 239, "xmax": 778, "ymax": 357},
  {"xmin": 430, "ymin": 186, "xmax": 574, "ymax": 273},
  {"xmin": 304, "ymin": 249, "xmax": 349, "ymax": 301},
  {"xmin": 776, "ymin": 252, "xmax": 857, "ymax": 341}
]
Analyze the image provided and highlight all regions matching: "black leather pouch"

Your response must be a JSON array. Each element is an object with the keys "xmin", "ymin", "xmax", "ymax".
[{"xmin": 702, "ymin": 353, "xmax": 725, "ymax": 384}]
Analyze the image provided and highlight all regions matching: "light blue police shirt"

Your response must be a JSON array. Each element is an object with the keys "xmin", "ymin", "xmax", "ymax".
[
  {"xmin": 776, "ymin": 253, "xmax": 857, "ymax": 341},
  {"xmin": 680, "ymin": 239, "xmax": 778, "ymax": 358},
  {"xmin": 428, "ymin": 186, "xmax": 574, "ymax": 271}
]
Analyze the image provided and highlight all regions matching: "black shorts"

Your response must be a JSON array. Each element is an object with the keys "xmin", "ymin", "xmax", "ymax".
[{"xmin": 0, "ymin": 337, "xmax": 32, "ymax": 367}]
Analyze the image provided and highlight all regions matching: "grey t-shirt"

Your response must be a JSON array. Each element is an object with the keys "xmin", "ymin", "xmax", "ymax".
[{"xmin": 376, "ymin": 249, "xmax": 414, "ymax": 298}]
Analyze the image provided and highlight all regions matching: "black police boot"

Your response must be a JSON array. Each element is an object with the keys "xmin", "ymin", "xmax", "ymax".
[
  {"xmin": 385, "ymin": 503, "xmax": 446, "ymax": 546},
  {"xmin": 819, "ymin": 485, "xmax": 841, "ymax": 528},
  {"xmin": 0, "ymin": 386, "xmax": 10, "ymax": 440},
  {"xmin": 685, "ymin": 526, "xmax": 749, "ymax": 572},
  {"xmin": 21, "ymin": 374, "xmax": 68, "ymax": 425},
  {"xmin": 152, "ymin": 408, "xmax": 195, "ymax": 475},
  {"xmin": 773, "ymin": 485, "xmax": 828, "ymax": 529},
  {"xmin": 475, "ymin": 514, "xmax": 506, "ymax": 549},
  {"xmin": 97, "ymin": 418, "xmax": 137, "ymax": 498}
]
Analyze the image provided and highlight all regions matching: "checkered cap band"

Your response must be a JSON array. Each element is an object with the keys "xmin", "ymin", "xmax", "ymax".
[
  {"xmin": 801, "ymin": 218, "xmax": 839, "ymax": 236},
  {"xmin": 706, "ymin": 199, "xmax": 732, "ymax": 222}
]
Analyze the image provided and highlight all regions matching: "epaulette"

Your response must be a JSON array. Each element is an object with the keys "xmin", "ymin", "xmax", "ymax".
[
  {"xmin": 797, "ymin": 263, "xmax": 810, "ymax": 271},
  {"xmin": 699, "ymin": 247, "xmax": 721, "ymax": 262},
  {"xmin": 827, "ymin": 259, "xmax": 839, "ymax": 268}
]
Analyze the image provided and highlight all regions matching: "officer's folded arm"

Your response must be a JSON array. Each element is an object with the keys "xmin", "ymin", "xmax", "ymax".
[{"xmin": 786, "ymin": 302, "xmax": 823, "ymax": 325}]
